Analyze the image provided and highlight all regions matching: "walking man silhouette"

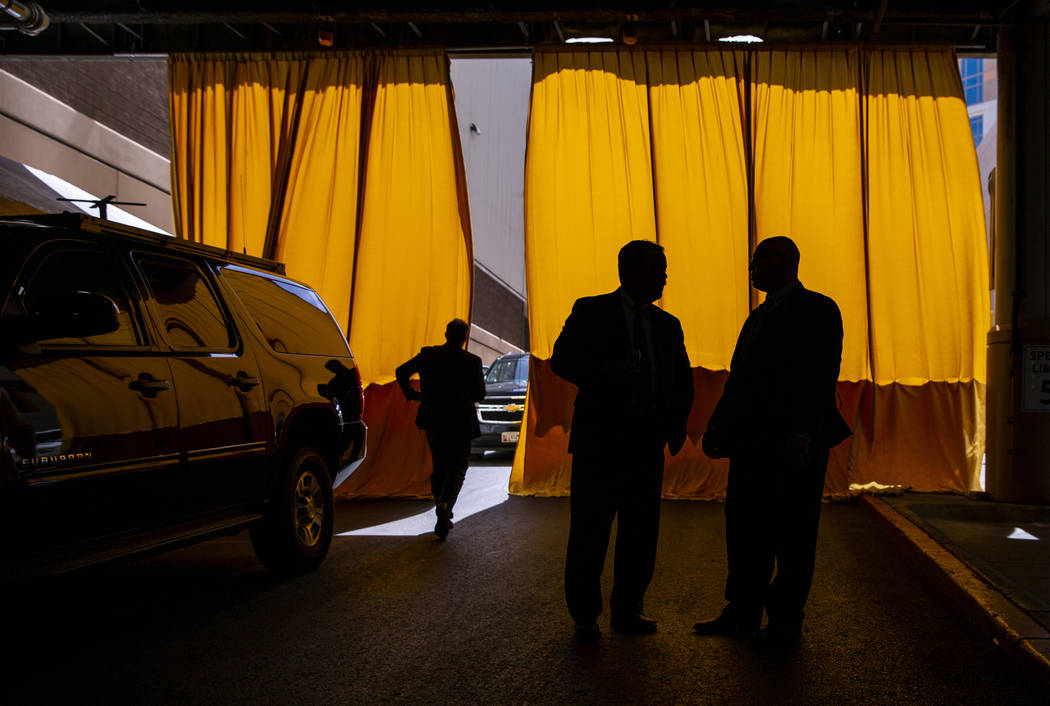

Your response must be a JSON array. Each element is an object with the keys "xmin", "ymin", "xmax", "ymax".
[{"xmin": 396, "ymin": 318, "xmax": 486, "ymax": 539}]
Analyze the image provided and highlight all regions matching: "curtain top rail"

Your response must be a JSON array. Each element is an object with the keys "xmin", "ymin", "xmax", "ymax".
[
  {"xmin": 531, "ymin": 41, "xmax": 967, "ymax": 53},
  {"xmin": 168, "ymin": 47, "xmax": 449, "ymax": 62}
]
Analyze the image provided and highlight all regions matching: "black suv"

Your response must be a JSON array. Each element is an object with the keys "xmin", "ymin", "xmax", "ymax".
[
  {"xmin": 0, "ymin": 214, "xmax": 366, "ymax": 577},
  {"xmin": 472, "ymin": 352, "xmax": 528, "ymax": 455}
]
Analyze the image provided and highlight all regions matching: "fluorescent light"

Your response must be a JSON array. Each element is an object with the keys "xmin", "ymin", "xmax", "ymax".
[
  {"xmin": 24, "ymin": 165, "xmax": 171, "ymax": 236},
  {"xmin": 718, "ymin": 34, "xmax": 764, "ymax": 43},
  {"xmin": 566, "ymin": 37, "xmax": 614, "ymax": 44}
]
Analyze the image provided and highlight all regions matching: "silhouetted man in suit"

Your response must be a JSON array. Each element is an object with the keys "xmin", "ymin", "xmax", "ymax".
[
  {"xmin": 396, "ymin": 318, "xmax": 486, "ymax": 539},
  {"xmin": 551, "ymin": 240, "xmax": 694, "ymax": 642},
  {"xmin": 695, "ymin": 236, "xmax": 851, "ymax": 648}
]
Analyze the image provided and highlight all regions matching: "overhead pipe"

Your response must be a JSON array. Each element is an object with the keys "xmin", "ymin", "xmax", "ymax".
[{"xmin": 0, "ymin": 0, "xmax": 49, "ymax": 36}]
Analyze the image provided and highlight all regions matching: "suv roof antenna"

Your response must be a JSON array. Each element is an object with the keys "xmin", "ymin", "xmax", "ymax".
[{"xmin": 57, "ymin": 195, "xmax": 146, "ymax": 220}]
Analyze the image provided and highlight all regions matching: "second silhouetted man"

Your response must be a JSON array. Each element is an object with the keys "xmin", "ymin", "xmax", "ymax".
[
  {"xmin": 696, "ymin": 236, "xmax": 851, "ymax": 648},
  {"xmin": 551, "ymin": 240, "xmax": 694, "ymax": 641}
]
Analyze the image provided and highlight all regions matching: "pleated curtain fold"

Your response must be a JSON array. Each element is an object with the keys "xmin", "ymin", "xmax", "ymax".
[
  {"xmin": 169, "ymin": 46, "xmax": 988, "ymax": 500},
  {"xmin": 514, "ymin": 46, "xmax": 988, "ymax": 498}
]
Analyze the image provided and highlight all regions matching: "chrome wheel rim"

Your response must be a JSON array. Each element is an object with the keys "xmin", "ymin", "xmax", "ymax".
[{"xmin": 294, "ymin": 467, "xmax": 325, "ymax": 548}]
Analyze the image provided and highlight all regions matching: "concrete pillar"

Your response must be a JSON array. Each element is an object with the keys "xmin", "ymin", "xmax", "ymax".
[{"xmin": 986, "ymin": 16, "xmax": 1050, "ymax": 504}]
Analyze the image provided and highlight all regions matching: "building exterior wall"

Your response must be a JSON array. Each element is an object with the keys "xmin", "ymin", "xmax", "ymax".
[
  {"xmin": 959, "ymin": 56, "xmax": 999, "ymax": 255},
  {"xmin": 450, "ymin": 56, "xmax": 530, "ymax": 301},
  {"xmin": 450, "ymin": 56, "xmax": 531, "ymax": 358},
  {"xmin": 0, "ymin": 64, "xmax": 173, "ymax": 232},
  {"xmin": 0, "ymin": 57, "xmax": 170, "ymax": 156}
]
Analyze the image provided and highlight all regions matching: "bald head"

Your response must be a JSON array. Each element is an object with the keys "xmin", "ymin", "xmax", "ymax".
[{"xmin": 618, "ymin": 240, "xmax": 667, "ymax": 304}]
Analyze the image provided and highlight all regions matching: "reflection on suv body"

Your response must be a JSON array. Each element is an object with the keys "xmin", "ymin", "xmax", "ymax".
[
  {"xmin": 472, "ymin": 352, "xmax": 528, "ymax": 454},
  {"xmin": 0, "ymin": 214, "xmax": 366, "ymax": 577}
]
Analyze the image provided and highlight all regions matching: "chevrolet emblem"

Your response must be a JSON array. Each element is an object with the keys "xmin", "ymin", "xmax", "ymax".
[{"xmin": 504, "ymin": 403, "xmax": 525, "ymax": 413}]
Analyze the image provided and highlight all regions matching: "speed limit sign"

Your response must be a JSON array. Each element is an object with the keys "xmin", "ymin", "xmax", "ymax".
[{"xmin": 1023, "ymin": 344, "xmax": 1050, "ymax": 412}]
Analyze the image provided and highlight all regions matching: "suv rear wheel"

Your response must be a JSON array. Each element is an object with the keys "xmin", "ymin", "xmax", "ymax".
[{"xmin": 250, "ymin": 445, "xmax": 334, "ymax": 573}]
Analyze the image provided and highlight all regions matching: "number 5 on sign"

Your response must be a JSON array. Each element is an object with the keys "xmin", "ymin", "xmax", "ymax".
[{"xmin": 1023, "ymin": 344, "xmax": 1050, "ymax": 412}]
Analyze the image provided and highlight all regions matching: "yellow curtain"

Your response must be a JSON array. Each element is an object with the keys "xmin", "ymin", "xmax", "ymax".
[
  {"xmin": 751, "ymin": 50, "xmax": 870, "ymax": 382},
  {"xmin": 339, "ymin": 51, "xmax": 474, "ymax": 498},
  {"xmin": 270, "ymin": 56, "xmax": 371, "ymax": 331},
  {"xmin": 169, "ymin": 52, "xmax": 369, "ymax": 326},
  {"xmin": 169, "ymin": 50, "xmax": 472, "ymax": 499},
  {"xmin": 522, "ymin": 50, "xmax": 656, "ymax": 359},
  {"xmin": 647, "ymin": 49, "xmax": 750, "ymax": 372},
  {"xmin": 516, "ymin": 47, "xmax": 988, "ymax": 498},
  {"xmin": 511, "ymin": 49, "xmax": 656, "ymax": 495},
  {"xmin": 646, "ymin": 49, "xmax": 750, "ymax": 498},
  {"xmin": 859, "ymin": 49, "xmax": 989, "ymax": 491},
  {"xmin": 750, "ymin": 50, "xmax": 870, "ymax": 497},
  {"xmin": 514, "ymin": 49, "xmax": 752, "ymax": 498},
  {"xmin": 864, "ymin": 50, "xmax": 988, "ymax": 386}
]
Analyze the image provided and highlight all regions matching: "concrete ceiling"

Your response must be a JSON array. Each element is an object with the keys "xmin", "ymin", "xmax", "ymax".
[{"xmin": 0, "ymin": 1, "xmax": 1040, "ymax": 55}]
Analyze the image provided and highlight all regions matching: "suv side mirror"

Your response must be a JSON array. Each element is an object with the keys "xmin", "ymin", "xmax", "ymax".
[{"xmin": 6, "ymin": 291, "xmax": 121, "ymax": 346}]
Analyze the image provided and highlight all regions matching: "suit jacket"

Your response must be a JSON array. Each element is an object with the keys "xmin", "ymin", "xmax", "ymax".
[
  {"xmin": 551, "ymin": 289, "xmax": 694, "ymax": 456},
  {"xmin": 396, "ymin": 344, "xmax": 486, "ymax": 439},
  {"xmin": 708, "ymin": 282, "xmax": 851, "ymax": 456}
]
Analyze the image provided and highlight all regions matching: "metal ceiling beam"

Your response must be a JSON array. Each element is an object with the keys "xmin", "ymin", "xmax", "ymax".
[{"xmin": 44, "ymin": 9, "xmax": 1011, "ymax": 28}]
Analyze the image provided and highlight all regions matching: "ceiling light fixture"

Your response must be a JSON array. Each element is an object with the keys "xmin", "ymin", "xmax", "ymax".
[
  {"xmin": 622, "ymin": 22, "xmax": 638, "ymax": 45},
  {"xmin": 566, "ymin": 37, "xmax": 614, "ymax": 44},
  {"xmin": 718, "ymin": 34, "xmax": 764, "ymax": 43}
]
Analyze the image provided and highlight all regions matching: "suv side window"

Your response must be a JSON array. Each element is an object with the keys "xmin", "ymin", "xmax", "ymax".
[
  {"xmin": 136, "ymin": 255, "xmax": 233, "ymax": 350},
  {"xmin": 15, "ymin": 245, "xmax": 141, "ymax": 347},
  {"xmin": 220, "ymin": 265, "xmax": 349, "ymax": 357}
]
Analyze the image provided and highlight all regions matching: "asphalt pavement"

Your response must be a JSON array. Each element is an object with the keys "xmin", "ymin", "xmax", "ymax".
[
  {"xmin": 865, "ymin": 491, "xmax": 1050, "ymax": 690},
  {"xmin": 2, "ymin": 458, "xmax": 1048, "ymax": 704}
]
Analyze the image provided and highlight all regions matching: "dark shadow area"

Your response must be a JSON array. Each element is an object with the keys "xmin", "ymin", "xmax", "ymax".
[{"xmin": 2, "ymin": 499, "xmax": 1047, "ymax": 703}]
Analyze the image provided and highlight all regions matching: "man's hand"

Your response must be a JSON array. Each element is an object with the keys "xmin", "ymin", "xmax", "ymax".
[{"xmin": 702, "ymin": 427, "xmax": 727, "ymax": 459}]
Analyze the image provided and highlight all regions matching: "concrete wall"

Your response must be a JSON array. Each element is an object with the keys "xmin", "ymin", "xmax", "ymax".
[
  {"xmin": 0, "ymin": 57, "xmax": 170, "ymax": 155},
  {"xmin": 0, "ymin": 62, "xmax": 172, "ymax": 233}
]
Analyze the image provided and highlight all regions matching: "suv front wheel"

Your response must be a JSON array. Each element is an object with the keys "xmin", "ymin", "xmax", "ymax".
[{"xmin": 250, "ymin": 445, "xmax": 334, "ymax": 573}]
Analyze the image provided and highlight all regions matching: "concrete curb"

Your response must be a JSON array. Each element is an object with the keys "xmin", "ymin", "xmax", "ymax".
[{"xmin": 860, "ymin": 495, "xmax": 1050, "ymax": 690}]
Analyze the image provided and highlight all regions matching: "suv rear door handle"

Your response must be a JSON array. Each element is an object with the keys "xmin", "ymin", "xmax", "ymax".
[
  {"xmin": 129, "ymin": 373, "xmax": 170, "ymax": 397},
  {"xmin": 229, "ymin": 371, "xmax": 260, "ymax": 392}
]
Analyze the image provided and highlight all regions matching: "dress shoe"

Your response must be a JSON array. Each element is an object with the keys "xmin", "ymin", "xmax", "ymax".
[
  {"xmin": 693, "ymin": 612, "xmax": 759, "ymax": 637},
  {"xmin": 574, "ymin": 622, "xmax": 601, "ymax": 643},
  {"xmin": 434, "ymin": 504, "xmax": 451, "ymax": 539},
  {"xmin": 611, "ymin": 612, "xmax": 658, "ymax": 635}
]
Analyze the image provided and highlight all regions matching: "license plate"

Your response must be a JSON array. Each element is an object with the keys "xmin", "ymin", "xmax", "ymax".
[{"xmin": 501, "ymin": 431, "xmax": 520, "ymax": 443}]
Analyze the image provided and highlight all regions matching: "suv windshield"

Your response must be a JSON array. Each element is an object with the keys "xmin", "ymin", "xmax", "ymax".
[{"xmin": 486, "ymin": 355, "xmax": 528, "ymax": 385}]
